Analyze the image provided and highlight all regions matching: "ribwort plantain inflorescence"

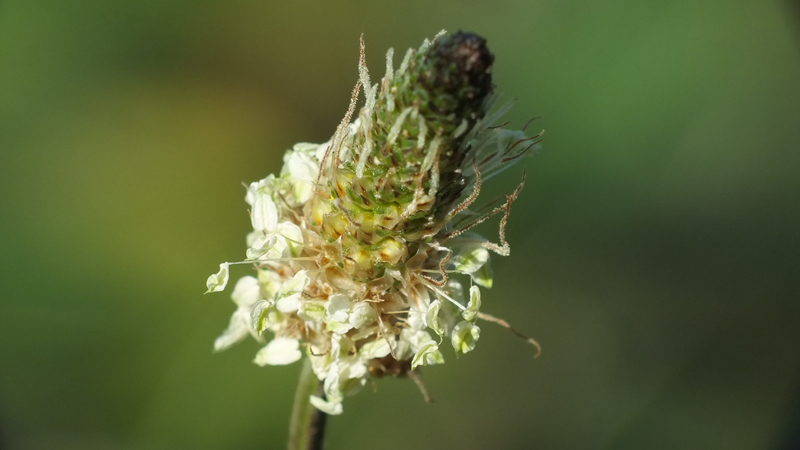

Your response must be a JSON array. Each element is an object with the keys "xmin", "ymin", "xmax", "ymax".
[{"xmin": 205, "ymin": 30, "xmax": 541, "ymax": 415}]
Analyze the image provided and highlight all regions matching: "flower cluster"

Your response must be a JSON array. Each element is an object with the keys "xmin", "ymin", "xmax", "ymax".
[{"xmin": 205, "ymin": 31, "xmax": 540, "ymax": 415}]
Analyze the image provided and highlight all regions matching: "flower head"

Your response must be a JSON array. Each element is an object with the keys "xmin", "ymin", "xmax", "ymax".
[{"xmin": 206, "ymin": 30, "xmax": 541, "ymax": 414}]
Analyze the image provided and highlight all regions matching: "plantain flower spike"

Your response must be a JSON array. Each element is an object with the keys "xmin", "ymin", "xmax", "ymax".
[{"xmin": 206, "ymin": 30, "xmax": 541, "ymax": 415}]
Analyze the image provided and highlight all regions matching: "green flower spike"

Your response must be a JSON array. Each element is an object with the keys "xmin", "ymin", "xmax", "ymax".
[{"xmin": 205, "ymin": 30, "xmax": 542, "ymax": 416}]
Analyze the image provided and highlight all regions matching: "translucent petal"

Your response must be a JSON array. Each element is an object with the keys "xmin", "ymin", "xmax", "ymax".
[
  {"xmin": 276, "ymin": 270, "xmax": 309, "ymax": 299},
  {"xmin": 205, "ymin": 263, "xmax": 230, "ymax": 293},
  {"xmin": 231, "ymin": 276, "xmax": 260, "ymax": 307},
  {"xmin": 251, "ymin": 187, "xmax": 278, "ymax": 233},
  {"xmin": 412, "ymin": 340, "xmax": 443, "ymax": 370},
  {"xmin": 472, "ymin": 260, "xmax": 494, "ymax": 288},
  {"xmin": 452, "ymin": 244, "xmax": 490, "ymax": 275},
  {"xmin": 282, "ymin": 150, "xmax": 319, "ymax": 205},
  {"xmin": 359, "ymin": 338, "xmax": 391, "ymax": 359},
  {"xmin": 326, "ymin": 294, "xmax": 351, "ymax": 323},
  {"xmin": 326, "ymin": 321, "xmax": 355, "ymax": 335},
  {"xmin": 245, "ymin": 175, "xmax": 276, "ymax": 206},
  {"xmin": 407, "ymin": 308, "xmax": 426, "ymax": 330},
  {"xmin": 292, "ymin": 142, "xmax": 321, "ymax": 155},
  {"xmin": 277, "ymin": 222, "xmax": 304, "ymax": 257},
  {"xmin": 299, "ymin": 300, "xmax": 327, "ymax": 322},
  {"xmin": 309, "ymin": 395, "xmax": 343, "ymax": 415},
  {"xmin": 276, "ymin": 293, "xmax": 302, "ymax": 313},
  {"xmin": 253, "ymin": 337, "xmax": 302, "ymax": 366},
  {"xmin": 409, "ymin": 330, "xmax": 435, "ymax": 352},
  {"xmin": 246, "ymin": 234, "xmax": 277, "ymax": 261},
  {"xmin": 425, "ymin": 300, "xmax": 444, "ymax": 336},
  {"xmin": 258, "ymin": 269, "xmax": 283, "ymax": 300},
  {"xmin": 323, "ymin": 364, "xmax": 343, "ymax": 403},
  {"xmin": 214, "ymin": 308, "xmax": 250, "ymax": 352},
  {"xmin": 462, "ymin": 286, "xmax": 481, "ymax": 322},
  {"xmin": 349, "ymin": 302, "xmax": 377, "ymax": 329},
  {"xmin": 251, "ymin": 300, "xmax": 273, "ymax": 335},
  {"xmin": 451, "ymin": 321, "xmax": 481, "ymax": 356}
]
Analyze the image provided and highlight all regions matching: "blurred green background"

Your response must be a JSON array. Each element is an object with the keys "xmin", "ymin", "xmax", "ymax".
[{"xmin": 1, "ymin": 1, "xmax": 799, "ymax": 449}]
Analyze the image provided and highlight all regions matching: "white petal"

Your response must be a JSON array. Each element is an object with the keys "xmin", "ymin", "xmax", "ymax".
[
  {"xmin": 409, "ymin": 330, "xmax": 435, "ymax": 352},
  {"xmin": 253, "ymin": 337, "xmax": 302, "ymax": 366},
  {"xmin": 425, "ymin": 300, "xmax": 444, "ymax": 336},
  {"xmin": 276, "ymin": 293, "xmax": 302, "ymax": 313},
  {"xmin": 349, "ymin": 302, "xmax": 377, "ymax": 329},
  {"xmin": 285, "ymin": 150, "xmax": 319, "ymax": 205},
  {"xmin": 326, "ymin": 294, "xmax": 351, "ymax": 323},
  {"xmin": 258, "ymin": 269, "xmax": 283, "ymax": 300},
  {"xmin": 251, "ymin": 300, "xmax": 273, "ymax": 335},
  {"xmin": 245, "ymin": 175, "xmax": 276, "ymax": 206},
  {"xmin": 452, "ymin": 244, "xmax": 490, "ymax": 275},
  {"xmin": 231, "ymin": 276, "xmax": 261, "ymax": 307},
  {"xmin": 323, "ymin": 363, "xmax": 343, "ymax": 403},
  {"xmin": 279, "ymin": 222, "xmax": 304, "ymax": 255},
  {"xmin": 309, "ymin": 395, "xmax": 343, "ymax": 415},
  {"xmin": 326, "ymin": 321, "xmax": 354, "ymax": 334},
  {"xmin": 412, "ymin": 340, "xmax": 443, "ymax": 370},
  {"xmin": 472, "ymin": 261, "xmax": 493, "ymax": 288},
  {"xmin": 246, "ymin": 234, "xmax": 277, "ymax": 261},
  {"xmin": 462, "ymin": 286, "xmax": 481, "ymax": 322},
  {"xmin": 214, "ymin": 308, "xmax": 250, "ymax": 352},
  {"xmin": 287, "ymin": 150, "xmax": 319, "ymax": 183},
  {"xmin": 251, "ymin": 188, "xmax": 278, "ymax": 233},
  {"xmin": 276, "ymin": 270, "xmax": 309, "ymax": 299},
  {"xmin": 359, "ymin": 338, "xmax": 391, "ymax": 359},
  {"xmin": 205, "ymin": 263, "xmax": 230, "ymax": 293},
  {"xmin": 451, "ymin": 321, "xmax": 481, "ymax": 356},
  {"xmin": 299, "ymin": 300, "xmax": 327, "ymax": 322},
  {"xmin": 407, "ymin": 308, "xmax": 426, "ymax": 330}
]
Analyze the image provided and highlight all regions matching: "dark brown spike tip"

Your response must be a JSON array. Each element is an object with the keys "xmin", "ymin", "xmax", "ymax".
[{"xmin": 425, "ymin": 31, "xmax": 495, "ymax": 116}]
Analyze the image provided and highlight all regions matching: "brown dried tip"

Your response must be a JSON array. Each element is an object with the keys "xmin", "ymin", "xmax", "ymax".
[{"xmin": 423, "ymin": 31, "xmax": 495, "ymax": 117}]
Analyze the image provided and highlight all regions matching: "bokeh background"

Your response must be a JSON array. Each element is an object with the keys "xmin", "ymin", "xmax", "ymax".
[{"xmin": 1, "ymin": 1, "xmax": 799, "ymax": 449}]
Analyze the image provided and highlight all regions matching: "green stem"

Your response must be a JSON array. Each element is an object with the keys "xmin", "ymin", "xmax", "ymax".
[{"xmin": 288, "ymin": 357, "xmax": 327, "ymax": 450}]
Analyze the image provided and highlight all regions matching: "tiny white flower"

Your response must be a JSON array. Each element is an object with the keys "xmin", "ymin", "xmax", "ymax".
[
  {"xmin": 277, "ymin": 221, "xmax": 304, "ymax": 257},
  {"xmin": 359, "ymin": 338, "xmax": 392, "ymax": 359},
  {"xmin": 348, "ymin": 302, "xmax": 377, "ymax": 329},
  {"xmin": 326, "ymin": 294, "xmax": 351, "ymax": 323},
  {"xmin": 452, "ymin": 244, "xmax": 490, "ymax": 275},
  {"xmin": 411, "ymin": 340, "xmax": 444, "ymax": 369},
  {"xmin": 462, "ymin": 285, "xmax": 481, "ymax": 322},
  {"xmin": 425, "ymin": 299, "xmax": 444, "ymax": 337},
  {"xmin": 284, "ymin": 149, "xmax": 320, "ymax": 205},
  {"xmin": 214, "ymin": 308, "xmax": 252, "ymax": 352},
  {"xmin": 452, "ymin": 321, "xmax": 481, "ymax": 356},
  {"xmin": 299, "ymin": 300, "xmax": 327, "ymax": 322},
  {"xmin": 472, "ymin": 261, "xmax": 493, "ymax": 288},
  {"xmin": 309, "ymin": 395, "xmax": 343, "ymax": 415},
  {"xmin": 231, "ymin": 276, "xmax": 261, "ymax": 307},
  {"xmin": 246, "ymin": 234, "xmax": 277, "ymax": 261},
  {"xmin": 323, "ymin": 363, "xmax": 343, "ymax": 403},
  {"xmin": 258, "ymin": 269, "xmax": 283, "ymax": 300},
  {"xmin": 251, "ymin": 299, "xmax": 279, "ymax": 335},
  {"xmin": 205, "ymin": 263, "xmax": 230, "ymax": 293},
  {"xmin": 276, "ymin": 296, "xmax": 302, "ymax": 314},
  {"xmin": 250, "ymin": 185, "xmax": 278, "ymax": 233},
  {"xmin": 275, "ymin": 271, "xmax": 309, "ymax": 313},
  {"xmin": 407, "ymin": 308, "xmax": 426, "ymax": 330},
  {"xmin": 253, "ymin": 337, "xmax": 302, "ymax": 366}
]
